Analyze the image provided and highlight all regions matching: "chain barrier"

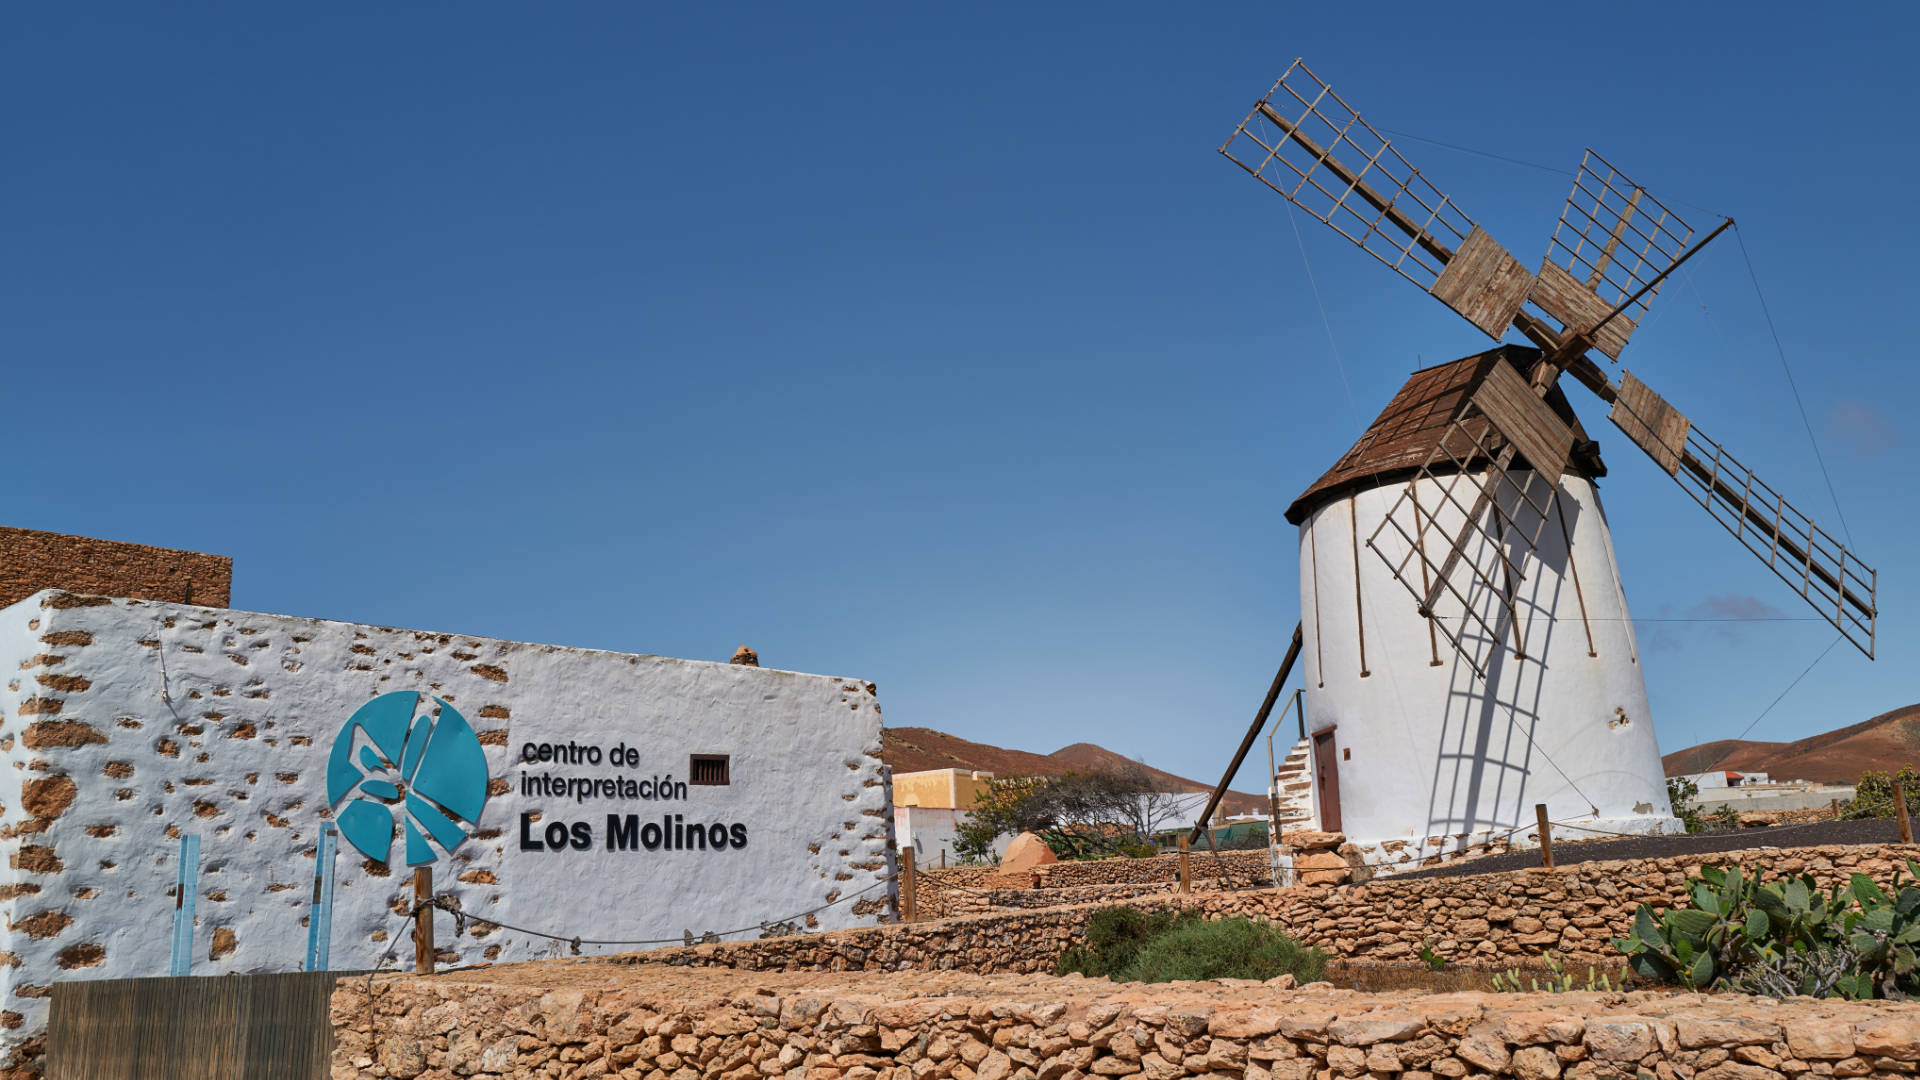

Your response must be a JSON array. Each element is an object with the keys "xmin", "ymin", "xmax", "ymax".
[
  {"xmin": 360, "ymin": 872, "xmax": 898, "ymax": 989},
  {"xmin": 368, "ymin": 813, "xmax": 1890, "ymax": 988}
]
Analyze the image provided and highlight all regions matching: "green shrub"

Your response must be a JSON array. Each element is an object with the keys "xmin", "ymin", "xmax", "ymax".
[
  {"xmin": 1667, "ymin": 776, "xmax": 1706, "ymax": 833},
  {"xmin": 1843, "ymin": 767, "xmax": 1920, "ymax": 821},
  {"xmin": 1124, "ymin": 917, "xmax": 1328, "ymax": 984},
  {"xmin": 1667, "ymin": 776, "xmax": 1746, "ymax": 834},
  {"xmin": 1614, "ymin": 860, "xmax": 1920, "ymax": 999},
  {"xmin": 1056, "ymin": 908, "xmax": 1327, "ymax": 984},
  {"xmin": 1054, "ymin": 907, "xmax": 1193, "ymax": 978}
]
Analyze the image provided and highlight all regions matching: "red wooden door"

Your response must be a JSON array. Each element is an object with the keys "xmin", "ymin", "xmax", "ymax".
[{"xmin": 1312, "ymin": 728, "xmax": 1342, "ymax": 833}]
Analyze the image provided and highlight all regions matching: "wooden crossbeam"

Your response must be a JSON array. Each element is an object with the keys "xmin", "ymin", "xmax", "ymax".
[
  {"xmin": 1473, "ymin": 361, "xmax": 1575, "ymax": 479},
  {"xmin": 1587, "ymin": 185, "xmax": 1643, "ymax": 291},
  {"xmin": 1431, "ymin": 226, "xmax": 1536, "ymax": 339},
  {"xmin": 1610, "ymin": 373, "xmax": 1689, "ymax": 475}
]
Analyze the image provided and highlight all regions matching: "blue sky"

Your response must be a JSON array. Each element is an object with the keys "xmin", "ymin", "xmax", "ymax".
[{"xmin": 7, "ymin": 3, "xmax": 1916, "ymax": 784}]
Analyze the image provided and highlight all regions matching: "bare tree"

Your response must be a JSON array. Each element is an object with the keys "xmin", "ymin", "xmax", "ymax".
[
  {"xmin": 1104, "ymin": 761, "xmax": 1204, "ymax": 841},
  {"xmin": 955, "ymin": 763, "xmax": 1189, "ymax": 859}
]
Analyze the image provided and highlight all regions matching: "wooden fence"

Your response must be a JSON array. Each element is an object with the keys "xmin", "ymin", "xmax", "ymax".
[{"xmin": 46, "ymin": 971, "xmax": 342, "ymax": 1080}]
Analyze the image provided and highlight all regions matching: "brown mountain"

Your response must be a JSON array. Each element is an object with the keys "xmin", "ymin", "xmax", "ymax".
[
  {"xmin": 1662, "ymin": 704, "xmax": 1920, "ymax": 784},
  {"xmin": 880, "ymin": 727, "xmax": 1267, "ymax": 817}
]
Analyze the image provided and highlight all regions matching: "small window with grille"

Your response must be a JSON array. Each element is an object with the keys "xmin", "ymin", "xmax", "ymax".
[{"xmin": 689, "ymin": 754, "xmax": 731, "ymax": 786}]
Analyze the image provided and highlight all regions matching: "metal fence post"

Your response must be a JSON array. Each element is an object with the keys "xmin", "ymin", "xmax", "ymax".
[
  {"xmin": 168, "ymin": 834, "xmax": 201, "ymax": 976},
  {"xmin": 304, "ymin": 824, "xmax": 338, "ymax": 972}
]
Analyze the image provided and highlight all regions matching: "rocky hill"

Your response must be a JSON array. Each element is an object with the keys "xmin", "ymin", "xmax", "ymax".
[
  {"xmin": 1663, "ymin": 703, "xmax": 1920, "ymax": 783},
  {"xmin": 880, "ymin": 727, "xmax": 1267, "ymax": 817}
]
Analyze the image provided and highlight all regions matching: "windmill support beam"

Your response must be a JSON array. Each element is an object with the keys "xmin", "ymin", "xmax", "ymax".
[
  {"xmin": 1189, "ymin": 624, "xmax": 1303, "ymax": 845},
  {"xmin": 1568, "ymin": 356, "xmax": 1618, "ymax": 401}
]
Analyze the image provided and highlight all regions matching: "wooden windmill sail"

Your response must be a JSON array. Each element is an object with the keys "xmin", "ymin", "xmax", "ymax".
[{"xmin": 1220, "ymin": 59, "xmax": 1878, "ymax": 677}]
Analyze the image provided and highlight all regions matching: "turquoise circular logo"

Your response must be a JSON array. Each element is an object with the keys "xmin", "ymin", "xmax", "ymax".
[{"xmin": 326, "ymin": 692, "xmax": 490, "ymax": 866}]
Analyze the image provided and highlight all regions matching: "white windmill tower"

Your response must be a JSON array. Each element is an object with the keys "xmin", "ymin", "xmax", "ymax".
[{"xmin": 1189, "ymin": 62, "xmax": 1878, "ymax": 873}]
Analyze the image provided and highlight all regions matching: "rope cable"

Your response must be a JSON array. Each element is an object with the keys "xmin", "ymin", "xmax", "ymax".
[
  {"xmin": 1688, "ymin": 634, "xmax": 1844, "ymax": 776},
  {"xmin": 1732, "ymin": 225, "xmax": 1855, "ymax": 547},
  {"xmin": 1375, "ymin": 127, "xmax": 1731, "ymax": 220},
  {"xmin": 434, "ymin": 874, "xmax": 897, "ymax": 949},
  {"xmin": 1377, "ymin": 128, "xmax": 1575, "ymax": 179},
  {"xmin": 362, "ymin": 873, "xmax": 902, "ymax": 978},
  {"xmin": 1285, "ymin": 202, "xmax": 1362, "ymax": 428}
]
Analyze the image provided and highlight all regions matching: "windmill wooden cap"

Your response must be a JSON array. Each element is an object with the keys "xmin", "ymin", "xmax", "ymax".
[{"xmin": 1284, "ymin": 345, "xmax": 1606, "ymax": 526}]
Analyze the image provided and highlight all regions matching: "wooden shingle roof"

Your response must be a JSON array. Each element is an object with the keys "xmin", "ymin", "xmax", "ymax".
[{"xmin": 1283, "ymin": 345, "xmax": 1606, "ymax": 526}]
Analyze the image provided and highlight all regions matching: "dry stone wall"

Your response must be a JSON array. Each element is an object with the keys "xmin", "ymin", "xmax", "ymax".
[
  {"xmin": 331, "ymin": 964, "xmax": 1920, "ymax": 1080},
  {"xmin": 1034, "ymin": 851, "xmax": 1271, "ymax": 888},
  {"xmin": 922, "ymin": 851, "xmax": 1271, "ymax": 894},
  {"xmin": 613, "ymin": 844, "xmax": 1920, "ymax": 977},
  {"xmin": 918, "ymin": 883, "xmax": 1211, "ymax": 921},
  {"xmin": 0, "ymin": 527, "xmax": 231, "ymax": 610}
]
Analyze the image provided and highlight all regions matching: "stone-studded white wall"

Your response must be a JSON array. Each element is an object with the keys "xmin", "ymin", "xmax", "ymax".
[{"xmin": 0, "ymin": 590, "xmax": 893, "ymax": 1066}]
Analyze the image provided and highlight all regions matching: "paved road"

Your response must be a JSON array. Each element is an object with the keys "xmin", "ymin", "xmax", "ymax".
[{"xmin": 1391, "ymin": 817, "xmax": 1905, "ymax": 881}]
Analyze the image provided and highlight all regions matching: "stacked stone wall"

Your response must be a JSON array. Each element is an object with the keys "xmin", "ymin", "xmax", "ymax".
[
  {"xmin": 921, "ymin": 850, "xmax": 1270, "ymax": 895},
  {"xmin": 0, "ymin": 527, "xmax": 231, "ymax": 609},
  {"xmin": 332, "ymin": 964, "xmax": 1920, "ymax": 1080},
  {"xmin": 620, "ymin": 844, "xmax": 1920, "ymax": 976},
  {"xmin": 917, "ymin": 882, "xmax": 1218, "ymax": 921},
  {"xmin": 1033, "ymin": 850, "xmax": 1270, "ymax": 888}
]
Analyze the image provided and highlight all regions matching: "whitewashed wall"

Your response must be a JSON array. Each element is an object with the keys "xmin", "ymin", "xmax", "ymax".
[
  {"xmin": 0, "ymin": 590, "xmax": 893, "ymax": 1058},
  {"xmin": 892, "ymin": 806, "xmax": 1012, "ymax": 868},
  {"xmin": 1297, "ymin": 474, "xmax": 1679, "ymax": 867}
]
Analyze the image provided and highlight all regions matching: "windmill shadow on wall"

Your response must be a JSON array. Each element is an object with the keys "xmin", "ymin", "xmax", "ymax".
[{"xmin": 1425, "ymin": 475, "xmax": 1584, "ymax": 845}]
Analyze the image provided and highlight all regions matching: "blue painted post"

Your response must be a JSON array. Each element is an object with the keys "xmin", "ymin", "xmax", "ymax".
[
  {"xmin": 305, "ymin": 824, "xmax": 339, "ymax": 971},
  {"xmin": 168, "ymin": 833, "xmax": 200, "ymax": 977}
]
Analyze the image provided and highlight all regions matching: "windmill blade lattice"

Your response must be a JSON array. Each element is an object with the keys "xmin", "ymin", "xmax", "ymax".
[
  {"xmin": 1608, "ymin": 372, "xmax": 1877, "ymax": 657},
  {"xmin": 1224, "ymin": 60, "xmax": 1879, "ymax": 674},
  {"xmin": 1221, "ymin": 62, "xmax": 1626, "ymax": 356},
  {"xmin": 1219, "ymin": 60, "xmax": 1478, "ymax": 299},
  {"xmin": 1536, "ymin": 151, "xmax": 1696, "ymax": 359}
]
